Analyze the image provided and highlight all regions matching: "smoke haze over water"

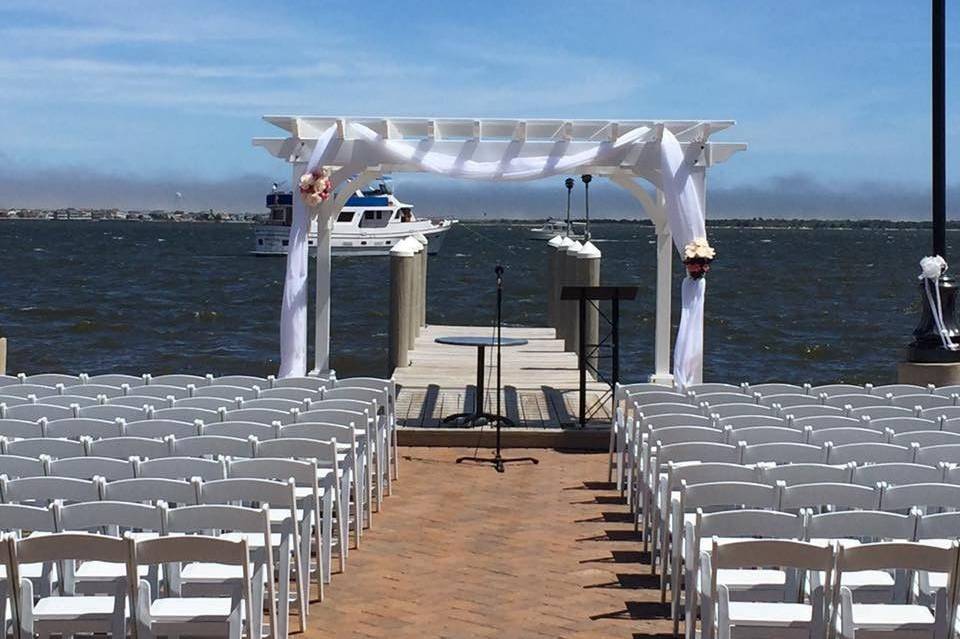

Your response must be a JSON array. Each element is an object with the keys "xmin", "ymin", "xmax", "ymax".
[{"xmin": 0, "ymin": 165, "xmax": 956, "ymax": 220}]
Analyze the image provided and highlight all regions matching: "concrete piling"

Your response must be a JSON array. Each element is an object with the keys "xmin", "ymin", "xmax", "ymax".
[
  {"xmin": 577, "ymin": 241, "xmax": 602, "ymax": 370},
  {"xmin": 389, "ymin": 238, "xmax": 417, "ymax": 371},
  {"xmin": 546, "ymin": 235, "xmax": 564, "ymax": 333},
  {"xmin": 562, "ymin": 239, "xmax": 583, "ymax": 352},
  {"xmin": 414, "ymin": 232, "xmax": 428, "ymax": 331},
  {"xmin": 0, "ymin": 337, "xmax": 6, "ymax": 376}
]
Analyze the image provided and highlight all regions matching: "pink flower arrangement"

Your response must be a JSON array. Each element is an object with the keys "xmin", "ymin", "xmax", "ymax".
[{"xmin": 299, "ymin": 167, "xmax": 332, "ymax": 207}]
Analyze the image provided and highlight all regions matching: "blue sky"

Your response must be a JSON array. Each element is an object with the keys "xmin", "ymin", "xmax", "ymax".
[{"xmin": 0, "ymin": 0, "xmax": 956, "ymax": 216}]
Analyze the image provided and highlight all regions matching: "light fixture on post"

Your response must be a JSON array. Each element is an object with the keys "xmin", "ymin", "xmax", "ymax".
[
  {"xmin": 581, "ymin": 174, "xmax": 592, "ymax": 241},
  {"xmin": 907, "ymin": 0, "xmax": 960, "ymax": 365},
  {"xmin": 564, "ymin": 177, "xmax": 575, "ymax": 237}
]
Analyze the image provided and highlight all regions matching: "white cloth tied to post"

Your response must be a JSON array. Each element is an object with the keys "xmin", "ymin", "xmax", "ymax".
[
  {"xmin": 919, "ymin": 255, "xmax": 958, "ymax": 351},
  {"xmin": 278, "ymin": 124, "xmax": 710, "ymax": 386}
]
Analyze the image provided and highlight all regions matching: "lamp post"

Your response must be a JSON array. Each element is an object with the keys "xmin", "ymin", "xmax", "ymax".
[
  {"xmin": 564, "ymin": 177, "xmax": 574, "ymax": 237},
  {"xmin": 908, "ymin": 0, "xmax": 960, "ymax": 362},
  {"xmin": 581, "ymin": 174, "xmax": 592, "ymax": 241}
]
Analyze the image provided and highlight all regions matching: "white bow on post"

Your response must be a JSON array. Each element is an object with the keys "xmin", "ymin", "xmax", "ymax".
[{"xmin": 919, "ymin": 255, "xmax": 958, "ymax": 351}]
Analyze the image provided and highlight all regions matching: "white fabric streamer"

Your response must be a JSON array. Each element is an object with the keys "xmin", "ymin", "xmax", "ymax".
[
  {"xmin": 919, "ymin": 256, "xmax": 958, "ymax": 351},
  {"xmin": 659, "ymin": 129, "xmax": 707, "ymax": 390},
  {"xmin": 278, "ymin": 124, "xmax": 337, "ymax": 378}
]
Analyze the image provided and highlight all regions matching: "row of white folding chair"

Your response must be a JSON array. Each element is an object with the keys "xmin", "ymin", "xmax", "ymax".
[
  {"xmin": 0, "ymin": 477, "xmax": 313, "ymax": 637},
  {"xmin": 2, "ymin": 371, "xmax": 334, "ymax": 391},
  {"xmin": 0, "ymin": 381, "xmax": 325, "ymax": 406},
  {"xmin": 0, "ymin": 519, "xmax": 265, "ymax": 637},
  {"xmin": 685, "ymin": 520, "xmax": 960, "ymax": 639}
]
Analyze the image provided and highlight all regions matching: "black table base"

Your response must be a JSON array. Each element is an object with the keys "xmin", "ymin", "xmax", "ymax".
[
  {"xmin": 456, "ymin": 448, "xmax": 540, "ymax": 473},
  {"xmin": 440, "ymin": 342, "xmax": 519, "ymax": 427}
]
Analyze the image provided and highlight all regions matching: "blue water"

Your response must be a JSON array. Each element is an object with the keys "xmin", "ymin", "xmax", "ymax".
[{"xmin": 0, "ymin": 220, "xmax": 949, "ymax": 385}]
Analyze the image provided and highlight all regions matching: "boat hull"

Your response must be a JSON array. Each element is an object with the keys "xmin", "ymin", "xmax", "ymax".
[{"xmin": 251, "ymin": 222, "xmax": 452, "ymax": 256}]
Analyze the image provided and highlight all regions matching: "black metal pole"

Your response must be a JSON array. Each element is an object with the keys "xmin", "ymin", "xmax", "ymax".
[
  {"xmin": 579, "ymin": 291, "xmax": 587, "ymax": 428},
  {"xmin": 582, "ymin": 174, "xmax": 592, "ymax": 241},
  {"xmin": 564, "ymin": 177, "xmax": 574, "ymax": 236},
  {"xmin": 933, "ymin": 0, "xmax": 946, "ymax": 258},
  {"xmin": 495, "ymin": 266, "xmax": 502, "ymax": 464}
]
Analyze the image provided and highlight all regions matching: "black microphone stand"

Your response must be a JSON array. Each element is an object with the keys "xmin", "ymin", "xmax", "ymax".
[{"xmin": 457, "ymin": 264, "xmax": 539, "ymax": 472}]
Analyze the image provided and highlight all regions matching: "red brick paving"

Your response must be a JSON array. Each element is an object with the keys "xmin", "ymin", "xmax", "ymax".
[{"xmin": 302, "ymin": 447, "xmax": 672, "ymax": 638}]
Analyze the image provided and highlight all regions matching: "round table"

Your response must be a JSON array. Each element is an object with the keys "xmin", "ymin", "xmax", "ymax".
[{"xmin": 434, "ymin": 335, "xmax": 528, "ymax": 425}]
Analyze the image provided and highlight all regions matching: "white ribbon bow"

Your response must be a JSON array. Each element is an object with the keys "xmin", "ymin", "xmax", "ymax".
[{"xmin": 919, "ymin": 255, "xmax": 958, "ymax": 350}]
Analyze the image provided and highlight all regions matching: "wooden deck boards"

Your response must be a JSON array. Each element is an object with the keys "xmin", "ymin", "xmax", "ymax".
[{"xmin": 394, "ymin": 324, "xmax": 612, "ymax": 428}]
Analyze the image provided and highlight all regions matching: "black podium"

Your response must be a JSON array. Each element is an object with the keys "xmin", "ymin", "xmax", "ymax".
[{"xmin": 560, "ymin": 285, "xmax": 638, "ymax": 427}]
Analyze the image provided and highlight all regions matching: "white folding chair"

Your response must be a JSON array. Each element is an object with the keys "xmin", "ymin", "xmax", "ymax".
[
  {"xmin": 193, "ymin": 385, "xmax": 259, "ymax": 401},
  {"xmin": 871, "ymin": 416, "xmax": 940, "ymax": 434},
  {"xmin": 831, "ymin": 542, "xmax": 957, "ymax": 639},
  {"xmin": 16, "ymin": 533, "xmax": 131, "ymax": 638},
  {"xmin": 928, "ymin": 408, "xmax": 960, "ymax": 422},
  {"xmin": 43, "ymin": 417, "xmax": 122, "ymax": 440},
  {"xmin": 743, "ymin": 383, "xmax": 810, "ymax": 396},
  {"xmin": 716, "ymin": 415, "xmax": 784, "ymax": 429},
  {"xmin": 22, "ymin": 374, "xmax": 81, "ymax": 387},
  {"xmin": 829, "ymin": 443, "xmax": 917, "ymax": 465},
  {"xmin": 4, "ymin": 437, "xmax": 85, "ymax": 460},
  {"xmin": 0, "ymin": 454, "xmax": 45, "ymax": 479},
  {"xmin": 85, "ymin": 374, "xmax": 145, "ymax": 388},
  {"xmin": 915, "ymin": 444, "xmax": 960, "ymax": 468},
  {"xmin": 65, "ymin": 384, "xmax": 123, "ymax": 399},
  {"xmin": 128, "ymin": 384, "xmax": 189, "ymax": 400},
  {"xmin": 687, "ymin": 383, "xmax": 743, "ymax": 395},
  {"xmin": 202, "ymin": 421, "xmax": 279, "ymax": 441},
  {"xmin": 144, "ymin": 374, "xmax": 208, "ymax": 388},
  {"xmin": 638, "ymin": 402, "xmax": 704, "ymax": 418},
  {"xmin": 790, "ymin": 415, "xmax": 865, "ymax": 431},
  {"xmin": 103, "ymin": 477, "xmax": 198, "ymax": 506},
  {"xmin": 0, "ymin": 419, "xmax": 42, "ymax": 440},
  {"xmin": 222, "ymin": 408, "xmax": 294, "ymax": 426},
  {"xmin": 169, "ymin": 435, "xmax": 254, "ymax": 460},
  {"xmin": 0, "ymin": 476, "xmax": 101, "ymax": 506},
  {"xmin": 728, "ymin": 426, "xmax": 806, "ymax": 445},
  {"xmin": 891, "ymin": 430, "xmax": 960, "ymax": 448},
  {"xmin": 0, "ymin": 396, "xmax": 33, "ymax": 408},
  {"xmin": 152, "ymin": 407, "xmax": 219, "ymax": 424},
  {"xmin": 880, "ymin": 483, "xmax": 960, "ymax": 514},
  {"xmin": 759, "ymin": 463, "xmax": 853, "ymax": 485},
  {"xmin": 335, "ymin": 376, "xmax": 396, "ymax": 480},
  {"xmin": 759, "ymin": 393, "xmax": 817, "ymax": 408},
  {"xmin": 259, "ymin": 387, "xmax": 320, "ymax": 402},
  {"xmin": 853, "ymin": 462, "xmax": 945, "ymax": 486},
  {"xmin": 47, "ymin": 456, "xmax": 136, "ymax": 481},
  {"xmin": 891, "ymin": 394, "xmax": 954, "ymax": 410},
  {"xmin": 630, "ymin": 390, "xmax": 689, "ymax": 406},
  {"xmin": 780, "ymin": 404, "xmax": 846, "ymax": 419},
  {"xmin": 848, "ymin": 405, "xmax": 917, "ymax": 420},
  {"xmin": 0, "ymin": 534, "xmax": 15, "ymax": 637},
  {"xmin": 709, "ymin": 539, "xmax": 834, "ymax": 639},
  {"xmin": 0, "ymin": 386, "xmax": 56, "ymax": 399},
  {"xmin": 173, "ymin": 396, "xmax": 239, "ymax": 411},
  {"xmin": 706, "ymin": 403, "xmax": 775, "ymax": 418},
  {"xmin": 826, "ymin": 393, "xmax": 893, "ymax": 409},
  {"xmin": 0, "ymin": 503, "xmax": 58, "ymax": 599},
  {"xmin": 813, "ymin": 384, "xmax": 869, "ymax": 396},
  {"xmin": 3, "ymin": 404, "xmax": 75, "ymax": 422},
  {"xmin": 211, "ymin": 375, "xmax": 273, "ymax": 389},
  {"xmin": 40, "ymin": 395, "xmax": 100, "ymax": 408},
  {"xmin": 196, "ymin": 480, "xmax": 297, "ymax": 636},
  {"xmin": 873, "ymin": 384, "xmax": 934, "ymax": 397},
  {"xmin": 808, "ymin": 427, "xmax": 888, "ymax": 447},
  {"xmin": 324, "ymin": 386, "xmax": 392, "ymax": 502},
  {"xmin": 136, "ymin": 456, "xmax": 226, "ymax": 482},
  {"xmin": 80, "ymin": 404, "xmax": 151, "ymax": 422},
  {"xmin": 741, "ymin": 442, "xmax": 826, "ymax": 465},
  {"xmin": 692, "ymin": 392, "xmax": 756, "ymax": 408},
  {"xmin": 273, "ymin": 376, "xmax": 328, "ymax": 392},
  {"xmin": 131, "ymin": 534, "xmax": 254, "ymax": 639},
  {"xmin": 239, "ymin": 398, "xmax": 304, "ymax": 412},
  {"xmin": 88, "ymin": 436, "xmax": 171, "ymax": 460},
  {"xmin": 779, "ymin": 482, "xmax": 881, "ymax": 512}
]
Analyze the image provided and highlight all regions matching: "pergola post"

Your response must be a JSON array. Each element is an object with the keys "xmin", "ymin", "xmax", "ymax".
[
  {"xmin": 652, "ymin": 195, "xmax": 674, "ymax": 384},
  {"xmin": 313, "ymin": 208, "xmax": 333, "ymax": 375}
]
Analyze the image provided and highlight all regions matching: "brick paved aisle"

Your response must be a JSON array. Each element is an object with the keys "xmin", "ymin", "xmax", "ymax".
[{"xmin": 303, "ymin": 447, "xmax": 672, "ymax": 639}]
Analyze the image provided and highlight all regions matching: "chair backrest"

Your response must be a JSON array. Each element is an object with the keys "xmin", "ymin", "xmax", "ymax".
[
  {"xmin": 728, "ymin": 426, "xmax": 806, "ymax": 445},
  {"xmin": 258, "ymin": 387, "xmax": 320, "ymax": 402},
  {"xmin": 194, "ymin": 384, "xmax": 259, "ymax": 400},
  {"xmin": 853, "ymin": 462, "xmax": 944, "ymax": 486},
  {"xmin": 254, "ymin": 438, "xmax": 338, "ymax": 469},
  {"xmin": 0, "ymin": 454, "xmax": 45, "ymax": 479},
  {"xmin": 806, "ymin": 510, "xmax": 917, "ymax": 541},
  {"xmin": 273, "ymin": 375, "xmax": 329, "ymax": 392},
  {"xmin": 323, "ymin": 386, "xmax": 386, "ymax": 408},
  {"xmin": 136, "ymin": 456, "xmax": 226, "ymax": 481},
  {"xmin": 650, "ymin": 426, "xmax": 725, "ymax": 447},
  {"xmin": 880, "ymin": 482, "xmax": 960, "ymax": 512},
  {"xmin": 780, "ymin": 405, "xmax": 846, "ymax": 419},
  {"xmin": 133, "ymin": 533, "xmax": 248, "ymax": 567},
  {"xmin": 239, "ymin": 398, "xmax": 304, "ymax": 412},
  {"xmin": 835, "ymin": 540, "xmax": 956, "ymax": 574},
  {"xmin": 656, "ymin": 441, "xmax": 741, "ymax": 466},
  {"xmin": 227, "ymin": 457, "xmax": 318, "ymax": 488},
  {"xmin": 696, "ymin": 508, "xmax": 804, "ymax": 540},
  {"xmin": 741, "ymin": 442, "xmax": 825, "ymax": 465},
  {"xmin": 48, "ymin": 456, "xmax": 136, "ymax": 481},
  {"xmin": 85, "ymin": 374, "xmax": 145, "ymax": 387},
  {"xmin": 694, "ymin": 391, "xmax": 755, "ymax": 407},
  {"xmin": 716, "ymin": 415, "xmax": 784, "ymax": 429},
  {"xmin": 686, "ymin": 383, "xmax": 744, "ymax": 395},
  {"xmin": 44, "ymin": 417, "xmax": 122, "ymax": 440},
  {"xmin": 636, "ymin": 402, "xmax": 703, "ymax": 417},
  {"xmin": 891, "ymin": 394, "xmax": 954, "ymax": 410},
  {"xmin": 125, "ymin": 418, "xmax": 199, "ymax": 439},
  {"xmin": 0, "ymin": 502, "xmax": 56, "ymax": 532},
  {"xmin": 2, "ymin": 476, "xmax": 101, "ymax": 505},
  {"xmin": 813, "ymin": 384, "xmax": 868, "ymax": 396},
  {"xmin": 79, "ymin": 404, "xmax": 150, "ymax": 422},
  {"xmin": 17, "ymin": 531, "xmax": 128, "ymax": 564},
  {"xmin": 170, "ymin": 435, "xmax": 254, "ymax": 459},
  {"xmin": 915, "ymin": 444, "xmax": 960, "ymax": 467},
  {"xmin": 825, "ymin": 393, "xmax": 891, "ymax": 409},
  {"xmin": 710, "ymin": 539, "xmax": 835, "ymax": 601},
  {"xmin": 23, "ymin": 374, "xmax": 81, "ymax": 387},
  {"xmin": 0, "ymin": 376, "xmax": 17, "ymax": 388},
  {"xmin": 891, "ymin": 430, "xmax": 960, "ymax": 448},
  {"xmin": 152, "ymin": 407, "xmax": 219, "ymax": 424},
  {"xmin": 0, "ymin": 418, "xmax": 43, "ymax": 439},
  {"xmin": 102, "ymin": 477, "xmax": 198, "ymax": 505},
  {"xmin": 56, "ymin": 500, "xmax": 164, "ymax": 533},
  {"xmin": 759, "ymin": 463, "xmax": 852, "ymax": 485},
  {"xmin": 759, "ymin": 393, "xmax": 817, "ymax": 408},
  {"xmin": 869, "ymin": 416, "xmax": 939, "ymax": 434},
  {"xmin": 40, "ymin": 395, "xmax": 100, "ymax": 408},
  {"xmin": 5, "ymin": 404, "xmax": 75, "ymax": 421},
  {"xmin": 780, "ymin": 482, "xmax": 880, "ymax": 510},
  {"xmin": 828, "ymin": 442, "xmax": 916, "ymax": 465},
  {"xmin": 664, "ymin": 462, "xmax": 758, "ymax": 489},
  {"xmin": 145, "ymin": 374, "xmax": 208, "ymax": 388},
  {"xmin": 642, "ymin": 413, "xmax": 713, "ymax": 429},
  {"xmin": 1, "ymin": 384, "xmax": 57, "ymax": 398},
  {"xmin": 791, "ymin": 415, "xmax": 864, "ymax": 431},
  {"xmin": 745, "ymin": 383, "xmax": 810, "ymax": 396},
  {"xmin": 0, "ymin": 395, "xmax": 32, "ymax": 407},
  {"xmin": 5, "ymin": 437, "xmax": 85, "ymax": 459},
  {"xmin": 629, "ymin": 390, "xmax": 689, "ymax": 406},
  {"xmin": 808, "ymin": 427, "xmax": 888, "ymax": 447},
  {"xmin": 872, "ymin": 384, "xmax": 933, "ymax": 397},
  {"xmin": 66, "ymin": 384, "xmax": 124, "ymax": 399},
  {"xmin": 200, "ymin": 477, "xmax": 296, "ymax": 508},
  {"xmin": 916, "ymin": 512, "xmax": 960, "ymax": 539},
  {"xmin": 202, "ymin": 421, "xmax": 279, "ymax": 441},
  {"xmin": 172, "ymin": 396, "xmax": 237, "ymax": 410},
  {"xmin": 134, "ymin": 384, "xmax": 190, "ymax": 400},
  {"xmin": 298, "ymin": 405, "xmax": 370, "ymax": 425},
  {"xmin": 848, "ymin": 405, "xmax": 916, "ymax": 420},
  {"xmin": 87, "ymin": 436, "xmax": 171, "ymax": 460},
  {"xmin": 680, "ymin": 480, "xmax": 779, "ymax": 512},
  {"xmin": 929, "ymin": 408, "xmax": 960, "ymax": 422},
  {"xmin": 222, "ymin": 407, "xmax": 294, "ymax": 425},
  {"xmin": 211, "ymin": 375, "xmax": 272, "ymax": 389}
]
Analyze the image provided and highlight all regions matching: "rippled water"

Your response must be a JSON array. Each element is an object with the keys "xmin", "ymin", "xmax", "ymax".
[{"xmin": 0, "ymin": 220, "xmax": 952, "ymax": 384}]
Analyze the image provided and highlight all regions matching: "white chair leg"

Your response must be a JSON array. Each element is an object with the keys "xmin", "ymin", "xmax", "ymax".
[{"xmin": 322, "ymin": 487, "xmax": 334, "ymax": 582}]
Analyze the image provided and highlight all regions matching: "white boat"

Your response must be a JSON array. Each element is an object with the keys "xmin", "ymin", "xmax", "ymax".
[
  {"xmin": 528, "ymin": 218, "xmax": 585, "ymax": 240},
  {"xmin": 252, "ymin": 178, "xmax": 457, "ymax": 256}
]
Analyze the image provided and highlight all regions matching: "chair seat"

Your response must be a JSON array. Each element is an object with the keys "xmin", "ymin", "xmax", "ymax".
[
  {"xmin": 850, "ymin": 604, "xmax": 936, "ymax": 629},
  {"xmin": 717, "ymin": 569, "xmax": 786, "ymax": 588},
  {"xmin": 33, "ymin": 595, "xmax": 126, "ymax": 620},
  {"xmin": 180, "ymin": 562, "xmax": 266, "ymax": 583},
  {"xmin": 149, "ymin": 597, "xmax": 235, "ymax": 623},
  {"xmin": 76, "ymin": 561, "xmax": 149, "ymax": 581},
  {"xmin": 726, "ymin": 602, "xmax": 812, "ymax": 627},
  {"xmin": 220, "ymin": 532, "xmax": 285, "ymax": 549}
]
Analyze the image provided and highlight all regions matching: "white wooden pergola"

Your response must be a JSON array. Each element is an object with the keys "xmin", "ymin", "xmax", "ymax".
[{"xmin": 254, "ymin": 116, "xmax": 745, "ymax": 383}]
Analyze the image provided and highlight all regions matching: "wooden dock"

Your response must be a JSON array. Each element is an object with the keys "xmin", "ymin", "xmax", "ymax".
[{"xmin": 394, "ymin": 324, "xmax": 612, "ymax": 428}]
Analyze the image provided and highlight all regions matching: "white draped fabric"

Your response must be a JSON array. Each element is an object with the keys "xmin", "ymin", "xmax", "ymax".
[
  {"xmin": 278, "ymin": 123, "xmax": 710, "ymax": 388},
  {"xmin": 278, "ymin": 124, "xmax": 337, "ymax": 377},
  {"xmin": 659, "ymin": 129, "xmax": 707, "ymax": 390}
]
